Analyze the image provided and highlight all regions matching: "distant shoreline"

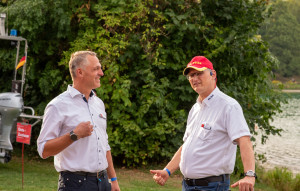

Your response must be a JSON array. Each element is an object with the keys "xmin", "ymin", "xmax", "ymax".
[{"xmin": 282, "ymin": 89, "xmax": 300, "ymax": 93}]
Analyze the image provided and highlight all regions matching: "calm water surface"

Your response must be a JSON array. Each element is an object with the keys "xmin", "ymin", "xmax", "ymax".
[{"xmin": 255, "ymin": 93, "xmax": 300, "ymax": 174}]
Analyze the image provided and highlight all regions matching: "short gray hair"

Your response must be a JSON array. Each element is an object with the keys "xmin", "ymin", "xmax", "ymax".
[{"xmin": 69, "ymin": 51, "xmax": 97, "ymax": 79}]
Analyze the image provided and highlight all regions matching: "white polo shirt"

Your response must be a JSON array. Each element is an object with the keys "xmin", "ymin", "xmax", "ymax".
[
  {"xmin": 179, "ymin": 87, "xmax": 251, "ymax": 179},
  {"xmin": 37, "ymin": 85, "xmax": 110, "ymax": 173}
]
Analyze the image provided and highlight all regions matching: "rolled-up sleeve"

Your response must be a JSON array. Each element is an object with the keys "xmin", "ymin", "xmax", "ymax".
[{"xmin": 37, "ymin": 104, "xmax": 62, "ymax": 158}]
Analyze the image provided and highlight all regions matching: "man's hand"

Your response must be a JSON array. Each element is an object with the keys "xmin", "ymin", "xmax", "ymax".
[
  {"xmin": 111, "ymin": 180, "xmax": 120, "ymax": 191},
  {"xmin": 231, "ymin": 176, "xmax": 255, "ymax": 191},
  {"xmin": 73, "ymin": 121, "xmax": 93, "ymax": 139},
  {"xmin": 150, "ymin": 170, "xmax": 169, "ymax": 186}
]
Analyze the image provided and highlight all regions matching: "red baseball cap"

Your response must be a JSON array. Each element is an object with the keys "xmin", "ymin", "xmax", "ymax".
[{"xmin": 183, "ymin": 56, "xmax": 214, "ymax": 75}]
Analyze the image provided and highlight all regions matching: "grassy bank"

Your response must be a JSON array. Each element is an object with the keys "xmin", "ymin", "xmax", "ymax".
[
  {"xmin": 272, "ymin": 79, "xmax": 300, "ymax": 90},
  {"xmin": 272, "ymin": 74, "xmax": 300, "ymax": 90},
  {"xmin": 2, "ymin": 155, "xmax": 298, "ymax": 191}
]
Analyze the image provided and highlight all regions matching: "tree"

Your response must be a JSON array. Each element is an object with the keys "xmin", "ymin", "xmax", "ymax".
[
  {"xmin": 260, "ymin": 0, "xmax": 300, "ymax": 77},
  {"xmin": 0, "ymin": 0, "xmax": 85, "ymax": 158},
  {"xmin": 0, "ymin": 0, "xmax": 284, "ymax": 167}
]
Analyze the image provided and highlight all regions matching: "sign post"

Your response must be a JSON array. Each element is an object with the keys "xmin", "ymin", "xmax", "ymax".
[{"xmin": 16, "ymin": 122, "xmax": 32, "ymax": 189}]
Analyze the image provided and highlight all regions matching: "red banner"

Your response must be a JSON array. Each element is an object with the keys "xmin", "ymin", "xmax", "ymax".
[{"xmin": 16, "ymin": 123, "xmax": 32, "ymax": 145}]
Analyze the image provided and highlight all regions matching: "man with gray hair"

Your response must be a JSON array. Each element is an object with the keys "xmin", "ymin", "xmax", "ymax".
[
  {"xmin": 150, "ymin": 56, "xmax": 256, "ymax": 191},
  {"xmin": 37, "ymin": 51, "xmax": 120, "ymax": 191}
]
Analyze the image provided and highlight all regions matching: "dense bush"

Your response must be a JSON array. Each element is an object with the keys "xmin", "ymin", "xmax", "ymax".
[{"xmin": 1, "ymin": 0, "xmax": 284, "ymax": 168}]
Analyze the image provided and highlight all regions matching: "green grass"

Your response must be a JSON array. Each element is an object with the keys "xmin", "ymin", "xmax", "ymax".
[
  {"xmin": 0, "ymin": 156, "xmax": 183, "ymax": 191},
  {"xmin": 0, "ymin": 157, "xmax": 58, "ymax": 191},
  {"xmin": 260, "ymin": 167, "xmax": 300, "ymax": 191},
  {"xmin": 0, "ymin": 155, "xmax": 282, "ymax": 191}
]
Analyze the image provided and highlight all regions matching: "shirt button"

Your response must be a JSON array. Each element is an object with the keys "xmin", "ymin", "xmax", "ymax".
[
  {"xmin": 98, "ymin": 137, "xmax": 99, "ymax": 140},
  {"xmin": 99, "ymin": 150, "xmax": 101, "ymax": 152}
]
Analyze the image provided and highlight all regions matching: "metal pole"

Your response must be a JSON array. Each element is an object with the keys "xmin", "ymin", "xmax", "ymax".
[
  {"xmin": 13, "ymin": 40, "xmax": 20, "ymax": 81},
  {"xmin": 21, "ymin": 40, "xmax": 28, "ymax": 96}
]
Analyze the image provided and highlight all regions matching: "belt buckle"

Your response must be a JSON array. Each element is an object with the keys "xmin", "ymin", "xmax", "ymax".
[
  {"xmin": 97, "ymin": 170, "xmax": 105, "ymax": 179},
  {"xmin": 97, "ymin": 171, "xmax": 102, "ymax": 179},
  {"xmin": 185, "ymin": 178, "xmax": 194, "ymax": 186}
]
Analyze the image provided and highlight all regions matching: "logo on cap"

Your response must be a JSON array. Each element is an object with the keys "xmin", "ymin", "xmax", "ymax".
[{"xmin": 188, "ymin": 61, "xmax": 202, "ymax": 67}]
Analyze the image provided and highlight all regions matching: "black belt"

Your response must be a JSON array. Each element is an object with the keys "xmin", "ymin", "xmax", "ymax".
[
  {"xmin": 184, "ymin": 174, "xmax": 230, "ymax": 186},
  {"xmin": 61, "ymin": 170, "xmax": 107, "ymax": 178}
]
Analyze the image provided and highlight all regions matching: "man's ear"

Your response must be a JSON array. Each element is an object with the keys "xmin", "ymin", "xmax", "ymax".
[
  {"xmin": 76, "ymin": 68, "xmax": 83, "ymax": 78},
  {"xmin": 212, "ymin": 70, "xmax": 217, "ymax": 79}
]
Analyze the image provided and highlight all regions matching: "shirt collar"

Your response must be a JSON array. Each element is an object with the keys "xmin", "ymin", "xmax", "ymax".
[{"xmin": 67, "ymin": 85, "xmax": 94, "ymax": 99}]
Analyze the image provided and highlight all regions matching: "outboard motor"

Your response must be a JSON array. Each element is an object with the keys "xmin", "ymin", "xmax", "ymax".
[
  {"xmin": 0, "ymin": 17, "xmax": 43, "ymax": 163},
  {"xmin": 0, "ymin": 92, "xmax": 23, "ymax": 163}
]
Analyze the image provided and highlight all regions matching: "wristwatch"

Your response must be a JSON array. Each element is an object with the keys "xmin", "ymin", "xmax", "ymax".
[
  {"xmin": 70, "ymin": 130, "xmax": 78, "ymax": 141},
  {"xmin": 244, "ymin": 170, "xmax": 257, "ymax": 178}
]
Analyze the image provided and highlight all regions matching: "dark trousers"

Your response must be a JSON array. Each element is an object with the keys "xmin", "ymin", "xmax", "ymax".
[{"xmin": 58, "ymin": 171, "xmax": 111, "ymax": 191}]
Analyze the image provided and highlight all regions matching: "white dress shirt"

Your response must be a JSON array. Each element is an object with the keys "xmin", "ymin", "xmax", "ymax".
[
  {"xmin": 37, "ymin": 85, "xmax": 110, "ymax": 173},
  {"xmin": 180, "ymin": 87, "xmax": 251, "ymax": 179}
]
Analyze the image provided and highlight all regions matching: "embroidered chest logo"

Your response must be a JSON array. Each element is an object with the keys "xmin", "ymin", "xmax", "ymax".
[{"xmin": 208, "ymin": 94, "xmax": 214, "ymax": 100}]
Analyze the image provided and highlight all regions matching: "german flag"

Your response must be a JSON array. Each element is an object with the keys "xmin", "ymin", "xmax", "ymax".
[{"xmin": 16, "ymin": 56, "xmax": 26, "ymax": 70}]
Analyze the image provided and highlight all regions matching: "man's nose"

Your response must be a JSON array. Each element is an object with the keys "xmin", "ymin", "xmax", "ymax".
[
  {"xmin": 190, "ymin": 76, "xmax": 199, "ymax": 82},
  {"xmin": 99, "ymin": 69, "xmax": 104, "ymax": 76}
]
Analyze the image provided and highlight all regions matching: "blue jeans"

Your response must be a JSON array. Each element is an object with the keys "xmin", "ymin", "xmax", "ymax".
[{"xmin": 182, "ymin": 176, "xmax": 230, "ymax": 191}]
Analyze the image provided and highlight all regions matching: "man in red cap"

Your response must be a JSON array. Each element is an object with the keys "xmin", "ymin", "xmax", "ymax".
[{"xmin": 150, "ymin": 56, "xmax": 256, "ymax": 191}]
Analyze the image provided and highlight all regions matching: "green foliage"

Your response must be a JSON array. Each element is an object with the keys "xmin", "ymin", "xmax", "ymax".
[
  {"xmin": 294, "ymin": 174, "xmax": 300, "ymax": 191},
  {"xmin": 0, "ymin": 0, "xmax": 86, "ymax": 154},
  {"xmin": 233, "ymin": 148, "xmax": 244, "ymax": 177},
  {"xmin": 59, "ymin": 0, "xmax": 188, "ymax": 166},
  {"xmin": 1, "ymin": 0, "xmax": 284, "ymax": 167},
  {"xmin": 260, "ymin": 0, "xmax": 300, "ymax": 77},
  {"xmin": 261, "ymin": 167, "xmax": 300, "ymax": 191}
]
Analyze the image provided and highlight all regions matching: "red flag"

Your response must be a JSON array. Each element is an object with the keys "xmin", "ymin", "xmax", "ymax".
[{"xmin": 16, "ymin": 56, "xmax": 26, "ymax": 70}]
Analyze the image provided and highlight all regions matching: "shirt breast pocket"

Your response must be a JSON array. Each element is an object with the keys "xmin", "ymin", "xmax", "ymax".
[{"xmin": 198, "ymin": 123, "xmax": 214, "ymax": 141}]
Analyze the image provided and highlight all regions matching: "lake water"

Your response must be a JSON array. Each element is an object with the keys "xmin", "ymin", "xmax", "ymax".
[{"xmin": 255, "ymin": 93, "xmax": 300, "ymax": 175}]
